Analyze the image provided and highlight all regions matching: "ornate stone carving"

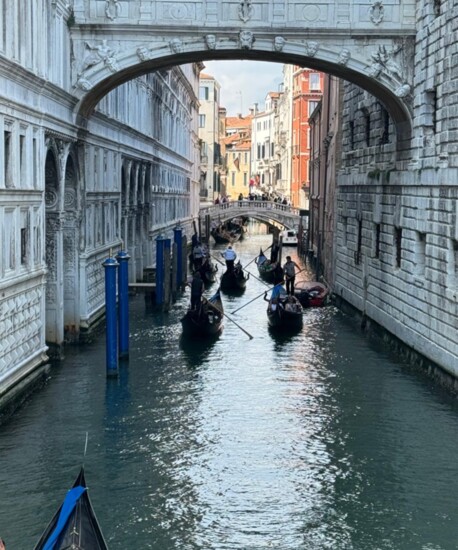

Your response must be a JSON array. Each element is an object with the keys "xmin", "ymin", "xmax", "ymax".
[
  {"xmin": 105, "ymin": 0, "xmax": 121, "ymax": 20},
  {"xmin": 338, "ymin": 48, "xmax": 351, "ymax": 65},
  {"xmin": 137, "ymin": 46, "xmax": 153, "ymax": 61},
  {"xmin": 205, "ymin": 34, "xmax": 217, "ymax": 50},
  {"xmin": 395, "ymin": 84, "xmax": 411, "ymax": 97},
  {"xmin": 305, "ymin": 41, "xmax": 319, "ymax": 57},
  {"xmin": 76, "ymin": 77, "xmax": 93, "ymax": 91},
  {"xmin": 238, "ymin": 0, "xmax": 254, "ymax": 23},
  {"xmin": 367, "ymin": 45, "xmax": 403, "ymax": 80},
  {"xmin": 273, "ymin": 36, "xmax": 286, "ymax": 52},
  {"xmin": 169, "ymin": 38, "xmax": 183, "ymax": 54},
  {"xmin": 79, "ymin": 40, "xmax": 117, "ymax": 76},
  {"xmin": 369, "ymin": 1, "xmax": 385, "ymax": 25},
  {"xmin": 239, "ymin": 31, "xmax": 254, "ymax": 50},
  {"xmin": 45, "ymin": 190, "xmax": 58, "ymax": 209}
]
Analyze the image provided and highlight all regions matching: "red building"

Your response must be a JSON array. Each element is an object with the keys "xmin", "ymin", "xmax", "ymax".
[{"xmin": 291, "ymin": 67, "xmax": 324, "ymax": 208}]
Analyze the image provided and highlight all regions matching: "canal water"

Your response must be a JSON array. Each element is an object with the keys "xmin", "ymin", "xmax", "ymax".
[{"xmin": 1, "ymin": 231, "xmax": 458, "ymax": 550}]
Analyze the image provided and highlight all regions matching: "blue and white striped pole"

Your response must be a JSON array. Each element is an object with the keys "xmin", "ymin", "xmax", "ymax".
[
  {"xmin": 116, "ymin": 250, "xmax": 130, "ymax": 359},
  {"xmin": 103, "ymin": 256, "xmax": 119, "ymax": 377}
]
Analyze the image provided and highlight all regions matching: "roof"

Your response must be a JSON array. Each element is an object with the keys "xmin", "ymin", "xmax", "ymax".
[
  {"xmin": 199, "ymin": 72, "xmax": 215, "ymax": 80},
  {"xmin": 225, "ymin": 115, "xmax": 253, "ymax": 129}
]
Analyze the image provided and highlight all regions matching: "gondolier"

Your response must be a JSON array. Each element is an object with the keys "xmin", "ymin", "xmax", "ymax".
[
  {"xmin": 190, "ymin": 272, "xmax": 205, "ymax": 310},
  {"xmin": 283, "ymin": 256, "xmax": 300, "ymax": 295},
  {"xmin": 192, "ymin": 242, "xmax": 205, "ymax": 270},
  {"xmin": 221, "ymin": 245, "xmax": 237, "ymax": 272}
]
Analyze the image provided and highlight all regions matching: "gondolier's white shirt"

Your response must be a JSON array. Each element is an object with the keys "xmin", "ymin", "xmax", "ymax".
[{"xmin": 222, "ymin": 249, "xmax": 237, "ymax": 260}]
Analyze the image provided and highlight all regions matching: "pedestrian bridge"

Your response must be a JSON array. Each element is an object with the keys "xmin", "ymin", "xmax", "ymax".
[{"xmin": 199, "ymin": 200, "xmax": 302, "ymax": 230}]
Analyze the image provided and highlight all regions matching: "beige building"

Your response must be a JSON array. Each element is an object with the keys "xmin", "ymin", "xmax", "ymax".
[
  {"xmin": 221, "ymin": 114, "xmax": 253, "ymax": 200},
  {"xmin": 199, "ymin": 72, "xmax": 223, "ymax": 202}
]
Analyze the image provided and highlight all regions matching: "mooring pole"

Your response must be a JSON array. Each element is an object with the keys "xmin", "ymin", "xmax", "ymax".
[
  {"xmin": 155, "ymin": 234, "xmax": 166, "ymax": 306},
  {"xmin": 173, "ymin": 225, "xmax": 183, "ymax": 288},
  {"xmin": 163, "ymin": 237, "xmax": 172, "ymax": 310},
  {"xmin": 103, "ymin": 256, "xmax": 119, "ymax": 377},
  {"xmin": 116, "ymin": 250, "xmax": 130, "ymax": 359}
]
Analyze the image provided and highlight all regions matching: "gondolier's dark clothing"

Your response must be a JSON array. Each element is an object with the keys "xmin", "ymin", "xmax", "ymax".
[
  {"xmin": 191, "ymin": 275, "xmax": 204, "ymax": 309},
  {"xmin": 283, "ymin": 259, "xmax": 300, "ymax": 295}
]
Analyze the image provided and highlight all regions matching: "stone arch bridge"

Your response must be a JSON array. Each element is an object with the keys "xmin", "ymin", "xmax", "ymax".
[
  {"xmin": 72, "ymin": 0, "xmax": 415, "ymax": 152},
  {"xmin": 200, "ymin": 201, "xmax": 302, "ymax": 231}
]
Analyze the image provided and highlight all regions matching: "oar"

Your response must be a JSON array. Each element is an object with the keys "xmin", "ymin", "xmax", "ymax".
[
  {"xmin": 244, "ymin": 244, "xmax": 272, "ymax": 270},
  {"xmin": 202, "ymin": 296, "xmax": 253, "ymax": 340},
  {"xmin": 232, "ymin": 266, "xmax": 308, "ymax": 314}
]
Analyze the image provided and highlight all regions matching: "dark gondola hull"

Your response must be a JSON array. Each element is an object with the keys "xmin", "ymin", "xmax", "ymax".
[
  {"xmin": 267, "ymin": 297, "xmax": 303, "ymax": 331},
  {"xmin": 181, "ymin": 292, "xmax": 224, "ymax": 337},
  {"xmin": 220, "ymin": 265, "xmax": 248, "ymax": 291},
  {"xmin": 211, "ymin": 229, "xmax": 242, "ymax": 244},
  {"xmin": 34, "ymin": 468, "xmax": 108, "ymax": 550}
]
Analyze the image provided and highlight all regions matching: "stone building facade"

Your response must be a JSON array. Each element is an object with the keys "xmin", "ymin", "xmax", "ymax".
[
  {"xmin": 313, "ymin": 2, "xmax": 458, "ymax": 385},
  {"xmin": 0, "ymin": 1, "xmax": 201, "ymax": 404}
]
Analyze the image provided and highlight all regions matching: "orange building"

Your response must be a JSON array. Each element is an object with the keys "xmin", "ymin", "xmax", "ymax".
[{"xmin": 291, "ymin": 67, "xmax": 324, "ymax": 208}]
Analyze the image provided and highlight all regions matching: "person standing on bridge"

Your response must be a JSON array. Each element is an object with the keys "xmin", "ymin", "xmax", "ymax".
[{"xmin": 221, "ymin": 245, "xmax": 237, "ymax": 272}]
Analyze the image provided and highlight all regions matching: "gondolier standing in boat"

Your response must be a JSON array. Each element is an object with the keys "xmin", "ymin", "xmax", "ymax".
[
  {"xmin": 190, "ymin": 271, "xmax": 205, "ymax": 311},
  {"xmin": 283, "ymin": 256, "xmax": 301, "ymax": 295},
  {"xmin": 192, "ymin": 242, "xmax": 205, "ymax": 270},
  {"xmin": 221, "ymin": 245, "xmax": 237, "ymax": 272}
]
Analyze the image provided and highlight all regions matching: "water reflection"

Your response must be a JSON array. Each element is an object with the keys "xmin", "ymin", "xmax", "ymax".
[{"xmin": 1, "ymin": 231, "xmax": 458, "ymax": 549}]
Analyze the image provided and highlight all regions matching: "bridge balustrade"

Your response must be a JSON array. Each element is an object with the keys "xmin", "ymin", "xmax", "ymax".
[{"xmin": 200, "ymin": 200, "xmax": 300, "ymax": 218}]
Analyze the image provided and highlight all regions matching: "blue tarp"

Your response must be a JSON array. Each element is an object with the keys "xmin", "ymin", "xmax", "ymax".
[{"xmin": 43, "ymin": 486, "xmax": 87, "ymax": 550}]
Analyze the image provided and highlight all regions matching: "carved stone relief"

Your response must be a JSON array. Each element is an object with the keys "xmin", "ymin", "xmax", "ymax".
[
  {"xmin": 169, "ymin": 38, "xmax": 183, "ymax": 54},
  {"xmin": 105, "ymin": 0, "xmax": 121, "ymax": 20},
  {"xmin": 273, "ymin": 36, "xmax": 286, "ymax": 52},
  {"xmin": 338, "ymin": 48, "xmax": 351, "ymax": 65},
  {"xmin": 369, "ymin": 1, "xmax": 385, "ymax": 25},
  {"xmin": 305, "ymin": 41, "xmax": 319, "ymax": 57},
  {"xmin": 238, "ymin": 0, "xmax": 254, "ymax": 23},
  {"xmin": 205, "ymin": 34, "xmax": 217, "ymax": 50},
  {"xmin": 239, "ymin": 31, "xmax": 254, "ymax": 49}
]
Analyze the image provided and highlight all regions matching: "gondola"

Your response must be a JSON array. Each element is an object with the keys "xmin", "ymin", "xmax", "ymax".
[
  {"xmin": 197, "ymin": 257, "xmax": 218, "ymax": 285},
  {"xmin": 255, "ymin": 248, "xmax": 284, "ymax": 284},
  {"xmin": 294, "ymin": 281, "xmax": 329, "ymax": 308},
  {"xmin": 211, "ymin": 226, "xmax": 242, "ymax": 244},
  {"xmin": 181, "ymin": 289, "xmax": 224, "ymax": 337},
  {"xmin": 266, "ymin": 291, "xmax": 303, "ymax": 331},
  {"xmin": 34, "ymin": 467, "xmax": 108, "ymax": 550},
  {"xmin": 220, "ymin": 261, "xmax": 249, "ymax": 291}
]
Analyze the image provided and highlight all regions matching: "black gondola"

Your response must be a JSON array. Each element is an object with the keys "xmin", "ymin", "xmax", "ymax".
[
  {"xmin": 198, "ymin": 257, "xmax": 218, "ymax": 285},
  {"xmin": 266, "ymin": 290, "xmax": 303, "ymax": 331},
  {"xmin": 220, "ymin": 261, "xmax": 249, "ymax": 291},
  {"xmin": 211, "ymin": 226, "xmax": 242, "ymax": 244},
  {"xmin": 255, "ymin": 248, "xmax": 284, "ymax": 284},
  {"xmin": 34, "ymin": 467, "xmax": 108, "ymax": 550},
  {"xmin": 181, "ymin": 289, "xmax": 224, "ymax": 337}
]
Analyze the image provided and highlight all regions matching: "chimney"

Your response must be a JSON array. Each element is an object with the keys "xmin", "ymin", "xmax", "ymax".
[{"xmin": 237, "ymin": 113, "xmax": 242, "ymax": 118}]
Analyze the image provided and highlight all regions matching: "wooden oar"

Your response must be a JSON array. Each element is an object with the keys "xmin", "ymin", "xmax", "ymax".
[
  {"xmin": 232, "ymin": 266, "xmax": 308, "ymax": 314},
  {"xmin": 203, "ymin": 296, "xmax": 253, "ymax": 340}
]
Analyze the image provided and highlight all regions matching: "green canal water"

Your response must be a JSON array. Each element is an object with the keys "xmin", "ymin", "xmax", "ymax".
[{"xmin": 1, "ymin": 232, "xmax": 458, "ymax": 550}]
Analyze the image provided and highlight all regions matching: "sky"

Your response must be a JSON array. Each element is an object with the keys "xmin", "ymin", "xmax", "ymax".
[{"xmin": 203, "ymin": 60, "xmax": 284, "ymax": 117}]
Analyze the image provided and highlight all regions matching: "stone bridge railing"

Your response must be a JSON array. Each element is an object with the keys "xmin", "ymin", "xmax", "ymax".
[{"xmin": 199, "ymin": 200, "xmax": 302, "ymax": 229}]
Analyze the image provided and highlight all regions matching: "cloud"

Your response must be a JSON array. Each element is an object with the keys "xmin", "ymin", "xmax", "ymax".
[{"xmin": 203, "ymin": 60, "xmax": 284, "ymax": 116}]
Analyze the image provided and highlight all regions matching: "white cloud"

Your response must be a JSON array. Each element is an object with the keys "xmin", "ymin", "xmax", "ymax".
[{"xmin": 203, "ymin": 60, "xmax": 284, "ymax": 116}]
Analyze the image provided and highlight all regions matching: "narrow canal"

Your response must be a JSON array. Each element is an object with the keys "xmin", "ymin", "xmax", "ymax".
[{"xmin": 1, "ymin": 230, "xmax": 458, "ymax": 550}]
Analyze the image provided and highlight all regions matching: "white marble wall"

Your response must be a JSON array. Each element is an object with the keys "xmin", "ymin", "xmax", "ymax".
[{"xmin": 0, "ymin": 1, "xmax": 200, "ymax": 398}]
